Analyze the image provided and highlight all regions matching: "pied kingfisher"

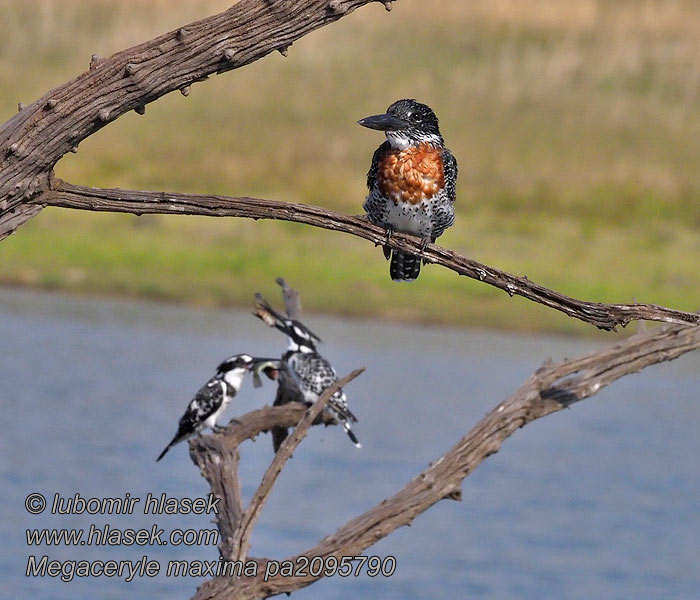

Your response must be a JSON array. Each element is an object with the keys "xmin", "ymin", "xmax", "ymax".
[
  {"xmin": 156, "ymin": 353, "xmax": 255, "ymax": 461},
  {"xmin": 255, "ymin": 300, "xmax": 361, "ymax": 448},
  {"xmin": 359, "ymin": 98, "xmax": 458, "ymax": 282}
]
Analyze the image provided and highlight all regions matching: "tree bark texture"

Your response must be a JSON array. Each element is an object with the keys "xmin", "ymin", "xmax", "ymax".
[{"xmin": 1, "ymin": 0, "xmax": 697, "ymax": 333}]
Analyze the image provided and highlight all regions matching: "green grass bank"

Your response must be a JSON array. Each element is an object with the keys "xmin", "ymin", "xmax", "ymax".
[{"xmin": 1, "ymin": 0, "xmax": 699, "ymax": 335}]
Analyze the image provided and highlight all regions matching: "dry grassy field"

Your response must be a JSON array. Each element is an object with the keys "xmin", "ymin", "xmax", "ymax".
[{"xmin": 1, "ymin": 0, "xmax": 699, "ymax": 333}]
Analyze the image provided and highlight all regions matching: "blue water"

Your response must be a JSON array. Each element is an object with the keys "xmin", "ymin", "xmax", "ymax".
[{"xmin": 1, "ymin": 289, "xmax": 698, "ymax": 599}]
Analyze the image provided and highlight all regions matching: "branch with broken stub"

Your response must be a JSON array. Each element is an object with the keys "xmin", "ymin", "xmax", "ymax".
[{"xmin": 186, "ymin": 282, "xmax": 699, "ymax": 600}]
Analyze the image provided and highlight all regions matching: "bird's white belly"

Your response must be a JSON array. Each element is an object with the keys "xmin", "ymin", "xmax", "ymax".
[
  {"xmin": 203, "ymin": 406, "xmax": 224, "ymax": 429},
  {"xmin": 384, "ymin": 198, "xmax": 432, "ymax": 236}
]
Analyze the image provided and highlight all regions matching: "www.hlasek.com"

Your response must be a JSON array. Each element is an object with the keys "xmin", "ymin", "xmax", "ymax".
[{"xmin": 24, "ymin": 492, "xmax": 396, "ymax": 583}]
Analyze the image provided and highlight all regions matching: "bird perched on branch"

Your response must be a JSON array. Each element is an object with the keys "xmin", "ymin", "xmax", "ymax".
[
  {"xmin": 156, "ymin": 354, "xmax": 256, "ymax": 461},
  {"xmin": 359, "ymin": 99, "xmax": 458, "ymax": 282},
  {"xmin": 254, "ymin": 297, "xmax": 361, "ymax": 448}
]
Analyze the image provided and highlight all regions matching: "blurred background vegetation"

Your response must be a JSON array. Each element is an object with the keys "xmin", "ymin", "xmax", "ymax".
[{"xmin": 1, "ymin": 0, "xmax": 699, "ymax": 334}]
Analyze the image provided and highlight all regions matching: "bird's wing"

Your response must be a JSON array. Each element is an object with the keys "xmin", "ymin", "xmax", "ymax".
[
  {"xmin": 366, "ymin": 141, "xmax": 391, "ymax": 190},
  {"xmin": 297, "ymin": 352, "xmax": 343, "ymax": 400},
  {"xmin": 176, "ymin": 378, "xmax": 226, "ymax": 435},
  {"xmin": 442, "ymin": 147, "xmax": 458, "ymax": 204}
]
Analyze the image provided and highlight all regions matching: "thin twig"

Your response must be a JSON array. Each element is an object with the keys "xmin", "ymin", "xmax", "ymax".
[
  {"xmin": 277, "ymin": 277, "xmax": 301, "ymax": 320},
  {"xmin": 42, "ymin": 180, "xmax": 700, "ymax": 332}
]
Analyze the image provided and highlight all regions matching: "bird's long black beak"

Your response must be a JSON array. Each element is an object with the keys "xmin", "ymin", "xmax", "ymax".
[{"xmin": 358, "ymin": 113, "xmax": 409, "ymax": 132}]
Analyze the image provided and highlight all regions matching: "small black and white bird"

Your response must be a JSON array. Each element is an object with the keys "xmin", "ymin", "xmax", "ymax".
[
  {"xmin": 255, "ymin": 300, "xmax": 361, "ymax": 448},
  {"xmin": 156, "ymin": 353, "xmax": 256, "ymax": 462}
]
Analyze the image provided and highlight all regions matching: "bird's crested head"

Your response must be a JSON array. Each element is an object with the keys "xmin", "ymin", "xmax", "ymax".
[
  {"xmin": 358, "ymin": 98, "xmax": 443, "ymax": 149},
  {"xmin": 216, "ymin": 353, "xmax": 255, "ymax": 374},
  {"xmin": 286, "ymin": 319, "xmax": 321, "ymax": 353}
]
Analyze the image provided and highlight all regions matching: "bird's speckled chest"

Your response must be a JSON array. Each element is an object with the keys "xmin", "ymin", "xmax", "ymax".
[{"xmin": 377, "ymin": 142, "xmax": 445, "ymax": 206}]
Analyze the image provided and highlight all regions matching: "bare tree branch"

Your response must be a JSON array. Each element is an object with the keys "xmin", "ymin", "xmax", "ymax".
[
  {"xmin": 231, "ymin": 369, "xmax": 364, "ymax": 562},
  {"xmin": 188, "ymin": 438, "xmax": 245, "ymax": 561},
  {"xmin": 0, "ymin": 0, "xmax": 393, "ymax": 238},
  {"xmin": 41, "ymin": 180, "xmax": 700, "ymax": 332},
  {"xmin": 5, "ymin": 5, "xmax": 698, "ymax": 599},
  {"xmin": 191, "ymin": 318, "xmax": 699, "ymax": 600},
  {"xmin": 3, "ymin": 0, "xmax": 696, "ymax": 333},
  {"xmin": 188, "ymin": 382, "xmax": 360, "ymax": 563},
  {"xmin": 193, "ymin": 403, "xmax": 340, "ymax": 451}
]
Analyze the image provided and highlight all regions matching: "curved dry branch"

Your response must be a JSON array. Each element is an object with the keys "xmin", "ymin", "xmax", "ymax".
[
  {"xmin": 0, "ymin": 0, "xmax": 392, "ymax": 238},
  {"xmin": 42, "ymin": 180, "xmax": 700, "ymax": 332},
  {"xmin": 192, "ymin": 318, "xmax": 700, "ymax": 600}
]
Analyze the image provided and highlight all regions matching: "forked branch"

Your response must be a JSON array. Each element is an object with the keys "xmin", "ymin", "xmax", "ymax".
[
  {"xmin": 5, "ymin": 4, "xmax": 698, "ymax": 600},
  {"xmin": 188, "ymin": 403, "xmax": 343, "ymax": 561},
  {"xmin": 190, "ymin": 317, "xmax": 699, "ymax": 600},
  {"xmin": 2, "ymin": 0, "xmax": 697, "ymax": 332}
]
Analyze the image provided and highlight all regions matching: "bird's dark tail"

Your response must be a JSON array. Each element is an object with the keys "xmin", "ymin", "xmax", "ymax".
[
  {"xmin": 389, "ymin": 249, "xmax": 421, "ymax": 282},
  {"xmin": 271, "ymin": 427, "xmax": 290, "ymax": 453},
  {"xmin": 327, "ymin": 398, "xmax": 361, "ymax": 448},
  {"xmin": 342, "ymin": 421, "xmax": 362, "ymax": 448},
  {"xmin": 156, "ymin": 432, "xmax": 182, "ymax": 462},
  {"xmin": 156, "ymin": 441, "xmax": 174, "ymax": 462}
]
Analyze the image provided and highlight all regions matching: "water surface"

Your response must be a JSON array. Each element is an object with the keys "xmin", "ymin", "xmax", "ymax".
[{"xmin": 1, "ymin": 289, "xmax": 698, "ymax": 599}]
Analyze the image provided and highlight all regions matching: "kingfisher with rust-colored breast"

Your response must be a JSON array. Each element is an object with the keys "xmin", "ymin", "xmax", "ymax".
[{"xmin": 359, "ymin": 99, "xmax": 458, "ymax": 282}]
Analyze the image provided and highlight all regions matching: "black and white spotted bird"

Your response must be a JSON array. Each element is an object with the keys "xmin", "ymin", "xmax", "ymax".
[
  {"xmin": 156, "ymin": 354, "xmax": 256, "ymax": 461},
  {"xmin": 255, "ymin": 299, "xmax": 361, "ymax": 448},
  {"xmin": 359, "ymin": 98, "xmax": 458, "ymax": 282}
]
